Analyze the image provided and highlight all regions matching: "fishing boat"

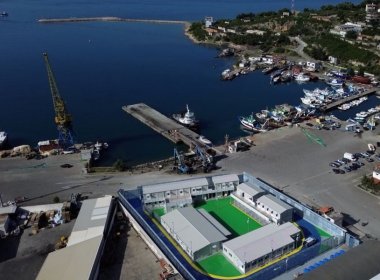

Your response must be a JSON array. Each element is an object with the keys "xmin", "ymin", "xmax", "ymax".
[
  {"xmin": 238, "ymin": 115, "xmax": 267, "ymax": 132},
  {"xmin": 173, "ymin": 105, "xmax": 199, "ymax": 127}
]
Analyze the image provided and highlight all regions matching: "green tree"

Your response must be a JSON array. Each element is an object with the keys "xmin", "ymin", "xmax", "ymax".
[{"xmin": 345, "ymin": 31, "xmax": 358, "ymax": 40}]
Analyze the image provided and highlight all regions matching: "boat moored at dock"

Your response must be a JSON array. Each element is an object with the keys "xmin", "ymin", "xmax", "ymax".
[{"xmin": 172, "ymin": 105, "xmax": 199, "ymax": 128}]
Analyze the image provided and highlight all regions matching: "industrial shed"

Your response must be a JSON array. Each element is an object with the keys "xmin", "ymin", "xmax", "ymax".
[
  {"xmin": 161, "ymin": 206, "xmax": 228, "ymax": 261},
  {"xmin": 37, "ymin": 196, "xmax": 116, "ymax": 280},
  {"xmin": 223, "ymin": 222, "xmax": 301, "ymax": 273}
]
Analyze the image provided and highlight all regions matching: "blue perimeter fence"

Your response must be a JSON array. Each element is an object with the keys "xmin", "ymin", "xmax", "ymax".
[{"xmin": 118, "ymin": 189, "xmax": 340, "ymax": 280}]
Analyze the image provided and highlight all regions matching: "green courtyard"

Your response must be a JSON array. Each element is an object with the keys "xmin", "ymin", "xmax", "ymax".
[
  {"xmin": 196, "ymin": 197, "xmax": 262, "ymax": 237},
  {"xmin": 197, "ymin": 253, "xmax": 241, "ymax": 277}
]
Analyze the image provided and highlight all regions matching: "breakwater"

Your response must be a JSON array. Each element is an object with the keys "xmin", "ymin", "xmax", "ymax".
[{"xmin": 37, "ymin": 17, "xmax": 190, "ymax": 26}]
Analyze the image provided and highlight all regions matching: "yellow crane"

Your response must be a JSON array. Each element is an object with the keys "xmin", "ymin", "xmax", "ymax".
[{"xmin": 43, "ymin": 53, "xmax": 74, "ymax": 149}]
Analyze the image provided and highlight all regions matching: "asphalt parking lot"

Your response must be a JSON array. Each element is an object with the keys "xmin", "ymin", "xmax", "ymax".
[{"xmin": 217, "ymin": 125, "xmax": 380, "ymax": 238}]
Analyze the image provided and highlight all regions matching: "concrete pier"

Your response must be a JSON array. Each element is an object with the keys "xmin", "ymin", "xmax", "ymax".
[
  {"xmin": 320, "ymin": 88, "xmax": 378, "ymax": 112},
  {"xmin": 122, "ymin": 103, "xmax": 219, "ymax": 155}
]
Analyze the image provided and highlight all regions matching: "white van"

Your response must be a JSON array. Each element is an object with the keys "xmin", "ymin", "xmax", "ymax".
[{"xmin": 343, "ymin": 152, "xmax": 356, "ymax": 161}]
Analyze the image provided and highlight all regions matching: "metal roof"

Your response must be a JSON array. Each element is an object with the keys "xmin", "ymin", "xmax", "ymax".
[
  {"xmin": 37, "ymin": 235, "xmax": 102, "ymax": 280},
  {"xmin": 161, "ymin": 207, "xmax": 227, "ymax": 253},
  {"xmin": 237, "ymin": 182, "xmax": 264, "ymax": 197},
  {"xmin": 67, "ymin": 195, "xmax": 113, "ymax": 247},
  {"xmin": 198, "ymin": 208, "xmax": 231, "ymax": 237},
  {"xmin": 212, "ymin": 174, "xmax": 239, "ymax": 184},
  {"xmin": 0, "ymin": 205, "xmax": 17, "ymax": 215},
  {"xmin": 257, "ymin": 194, "xmax": 292, "ymax": 214},
  {"xmin": 142, "ymin": 177, "xmax": 209, "ymax": 195},
  {"xmin": 223, "ymin": 222, "xmax": 300, "ymax": 263}
]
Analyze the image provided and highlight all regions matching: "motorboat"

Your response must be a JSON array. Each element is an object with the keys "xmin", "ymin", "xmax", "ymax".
[
  {"xmin": 356, "ymin": 111, "xmax": 368, "ymax": 118},
  {"xmin": 173, "ymin": 105, "xmax": 199, "ymax": 127},
  {"xmin": 198, "ymin": 135, "xmax": 212, "ymax": 146},
  {"xmin": 326, "ymin": 79, "xmax": 343, "ymax": 87}
]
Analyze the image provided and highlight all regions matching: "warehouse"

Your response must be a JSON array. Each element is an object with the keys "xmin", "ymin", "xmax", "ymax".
[
  {"xmin": 256, "ymin": 194, "xmax": 293, "ymax": 224},
  {"xmin": 161, "ymin": 206, "xmax": 228, "ymax": 261},
  {"xmin": 37, "ymin": 196, "xmax": 116, "ymax": 280},
  {"xmin": 222, "ymin": 222, "xmax": 301, "ymax": 273}
]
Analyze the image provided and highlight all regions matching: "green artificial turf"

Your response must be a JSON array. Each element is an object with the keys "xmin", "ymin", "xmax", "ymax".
[
  {"xmin": 197, "ymin": 253, "xmax": 242, "ymax": 277},
  {"xmin": 152, "ymin": 207, "xmax": 166, "ymax": 217},
  {"xmin": 196, "ymin": 197, "xmax": 262, "ymax": 237},
  {"xmin": 316, "ymin": 227, "xmax": 332, "ymax": 238}
]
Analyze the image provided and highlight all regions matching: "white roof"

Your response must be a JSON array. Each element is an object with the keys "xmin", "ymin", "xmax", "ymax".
[
  {"xmin": 67, "ymin": 196, "xmax": 113, "ymax": 247},
  {"xmin": 161, "ymin": 207, "xmax": 227, "ymax": 253},
  {"xmin": 223, "ymin": 222, "xmax": 300, "ymax": 263},
  {"xmin": 142, "ymin": 177, "xmax": 208, "ymax": 194},
  {"xmin": 212, "ymin": 174, "xmax": 239, "ymax": 184},
  {"xmin": 37, "ymin": 235, "xmax": 102, "ymax": 280},
  {"xmin": 257, "ymin": 194, "xmax": 292, "ymax": 214},
  {"xmin": 237, "ymin": 182, "xmax": 264, "ymax": 197},
  {"xmin": 0, "ymin": 205, "xmax": 17, "ymax": 215}
]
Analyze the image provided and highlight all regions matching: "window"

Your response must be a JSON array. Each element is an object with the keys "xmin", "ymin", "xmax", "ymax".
[
  {"xmin": 267, "ymin": 207, "xmax": 269, "ymax": 211},
  {"xmin": 271, "ymin": 211, "xmax": 273, "ymax": 214},
  {"xmin": 276, "ymin": 214, "xmax": 278, "ymax": 217},
  {"xmin": 224, "ymin": 248, "xmax": 227, "ymax": 252},
  {"xmin": 229, "ymin": 253, "xmax": 232, "ymax": 257}
]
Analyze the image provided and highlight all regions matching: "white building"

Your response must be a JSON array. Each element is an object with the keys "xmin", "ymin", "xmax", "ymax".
[
  {"xmin": 366, "ymin": 3, "xmax": 379, "ymax": 23},
  {"xmin": 222, "ymin": 222, "xmax": 301, "ymax": 273},
  {"xmin": 204, "ymin": 16, "xmax": 214, "ymax": 28},
  {"xmin": 373, "ymin": 164, "xmax": 380, "ymax": 183},
  {"xmin": 235, "ymin": 182, "xmax": 265, "ymax": 205},
  {"xmin": 142, "ymin": 174, "xmax": 239, "ymax": 212},
  {"xmin": 161, "ymin": 207, "xmax": 228, "ymax": 261},
  {"xmin": 330, "ymin": 22, "xmax": 363, "ymax": 38},
  {"xmin": 305, "ymin": 61, "xmax": 322, "ymax": 72},
  {"xmin": 256, "ymin": 194, "xmax": 293, "ymax": 224},
  {"xmin": 246, "ymin": 29, "xmax": 265, "ymax": 35}
]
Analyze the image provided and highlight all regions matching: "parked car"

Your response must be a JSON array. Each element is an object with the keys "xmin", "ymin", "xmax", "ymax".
[
  {"xmin": 357, "ymin": 161, "xmax": 365, "ymax": 166},
  {"xmin": 342, "ymin": 158, "xmax": 350, "ymax": 164},
  {"xmin": 344, "ymin": 166, "xmax": 352, "ymax": 172},
  {"xmin": 330, "ymin": 162, "xmax": 339, "ymax": 168},
  {"xmin": 360, "ymin": 152, "xmax": 370, "ymax": 158},
  {"xmin": 336, "ymin": 160, "xmax": 345, "ymax": 165},
  {"xmin": 60, "ymin": 163, "xmax": 73, "ymax": 168},
  {"xmin": 366, "ymin": 158, "xmax": 374, "ymax": 163},
  {"xmin": 332, "ymin": 168, "xmax": 341, "ymax": 174}
]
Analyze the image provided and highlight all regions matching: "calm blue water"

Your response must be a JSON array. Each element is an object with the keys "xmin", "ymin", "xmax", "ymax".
[{"xmin": 0, "ymin": 0, "xmax": 366, "ymax": 165}]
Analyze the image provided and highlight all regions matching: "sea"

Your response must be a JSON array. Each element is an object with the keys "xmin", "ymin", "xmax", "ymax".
[{"xmin": 0, "ymin": 0, "xmax": 372, "ymax": 166}]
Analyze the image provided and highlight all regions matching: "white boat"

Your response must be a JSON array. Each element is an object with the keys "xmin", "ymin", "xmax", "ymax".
[
  {"xmin": 356, "ymin": 111, "xmax": 368, "ymax": 118},
  {"xmin": 198, "ymin": 135, "xmax": 212, "ymax": 146},
  {"xmin": 295, "ymin": 73, "xmax": 310, "ymax": 82},
  {"xmin": 239, "ymin": 115, "xmax": 267, "ymax": 132},
  {"xmin": 327, "ymin": 79, "xmax": 343, "ymax": 87},
  {"xmin": 173, "ymin": 105, "xmax": 199, "ymax": 127},
  {"xmin": 0, "ymin": 131, "xmax": 8, "ymax": 148}
]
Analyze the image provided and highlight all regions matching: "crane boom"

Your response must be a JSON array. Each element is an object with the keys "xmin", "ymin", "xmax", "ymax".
[{"xmin": 43, "ymin": 52, "xmax": 74, "ymax": 148}]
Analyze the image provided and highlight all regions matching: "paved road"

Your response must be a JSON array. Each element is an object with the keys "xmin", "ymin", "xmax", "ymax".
[{"xmin": 290, "ymin": 36, "xmax": 313, "ymax": 61}]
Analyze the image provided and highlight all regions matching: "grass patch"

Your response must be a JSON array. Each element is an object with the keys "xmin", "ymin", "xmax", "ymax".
[
  {"xmin": 196, "ymin": 197, "xmax": 262, "ymax": 237},
  {"xmin": 197, "ymin": 253, "xmax": 241, "ymax": 277},
  {"xmin": 152, "ymin": 207, "xmax": 166, "ymax": 217}
]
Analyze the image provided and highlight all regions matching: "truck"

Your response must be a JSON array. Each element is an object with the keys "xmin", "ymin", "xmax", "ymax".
[{"xmin": 343, "ymin": 152, "xmax": 356, "ymax": 162}]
